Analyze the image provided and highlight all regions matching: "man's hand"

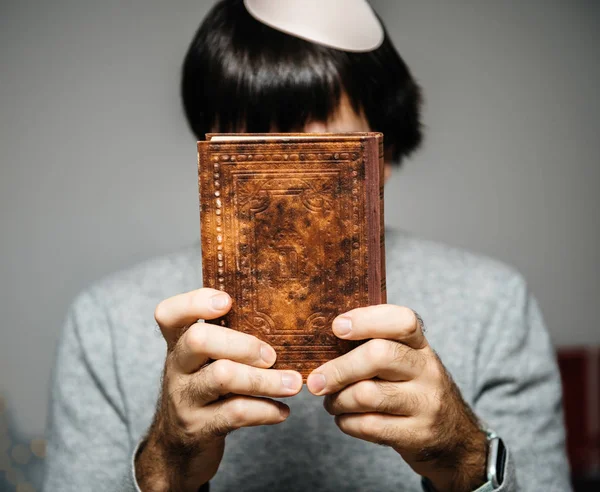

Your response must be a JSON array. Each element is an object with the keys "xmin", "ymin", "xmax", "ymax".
[
  {"xmin": 135, "ymin": 288, "xmax": 303, "ymax": 492},
  {"xmin": 306, "ymin": 305, "xmax": 487, "ymax": 492}
]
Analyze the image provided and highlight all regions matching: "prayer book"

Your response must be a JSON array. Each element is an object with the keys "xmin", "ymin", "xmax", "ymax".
[{"xmin": 198, "ymin": 133, "xmax": 386, "ymax": 378}]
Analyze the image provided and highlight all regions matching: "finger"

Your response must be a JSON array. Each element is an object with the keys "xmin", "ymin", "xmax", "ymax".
[
  {"xmin": 185, "ymin": 359, "xmax": 303, "ymax": 405},
  {"xmin": 335, "ymin": 412, "xmax": 407, "ymax": 448},
  {"xmin": 324, "ymin": 380, "xmax": 423, "ymax": 416},
  {"xmin": 188, "ymin": 396, "xmax": 290, "ymax": 438},
  {"xmin": 154, "ymin": 288, "xmax": 232, "ymax": 347},
  {"xmin": 171, "ymin": 322, "xmax": 277, "ymax": 373},
  {"xmin": 212, "ymin": 396, "xmax": 290, "ymax": 433},
  {"xmin": 307, "ymin": 338, "xmax": 426, "ymax": 395},
  {"xmin": 331, "ymin": 305, "xmax": 427, "ymax": 350}
]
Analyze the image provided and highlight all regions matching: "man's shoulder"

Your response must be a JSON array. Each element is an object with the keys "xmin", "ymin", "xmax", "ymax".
[
  {"xmin": 59, "ymin": 246, "xmax": 203, "ymax": 432},
  {"xmin": 386, "ymin": 231, "xmax": 537, "ymax": 393},
  {"xmin": 386, "ymin": 229, "xmax": 527, "ymax": 306},
  {"xmin": 71, "ymin": 243, "xmax": 202, "ymax": 325}
]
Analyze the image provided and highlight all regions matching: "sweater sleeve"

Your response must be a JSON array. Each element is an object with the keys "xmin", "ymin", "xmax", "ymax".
[
  {"xmin": 42, "ymin": 290, "xmax": 139, "ymax": 491},
  {"xmin": 472, "ymin": 273, "xmax": 572, "ymax": 491}
]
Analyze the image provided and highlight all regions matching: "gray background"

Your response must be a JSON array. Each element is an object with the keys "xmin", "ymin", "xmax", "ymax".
[{"xmin": 1, "ymin": 0, "xmax": 598, "ymax": 438}]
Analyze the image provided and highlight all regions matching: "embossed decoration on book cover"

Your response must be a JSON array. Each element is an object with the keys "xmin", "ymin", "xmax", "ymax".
[{"xmin": 198, "ymin": 133, "xmax": 386, "ymax": 378}]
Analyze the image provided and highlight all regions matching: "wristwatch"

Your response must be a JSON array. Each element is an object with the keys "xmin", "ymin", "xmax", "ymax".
[
  {"xmin": 486, "ymin": 431, "xmax": 507, "ymax": 488},
  {"xmin": 421, "ymin": 431, "xmax": 507, "ymax": 492}
]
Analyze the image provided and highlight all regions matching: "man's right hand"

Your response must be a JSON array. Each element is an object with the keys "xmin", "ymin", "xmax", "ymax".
[{"xmin": 135, "ymin": 288, "xmax": 303, "ymax": 492}]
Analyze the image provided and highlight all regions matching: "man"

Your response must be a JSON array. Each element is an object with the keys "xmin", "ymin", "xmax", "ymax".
[{"xmin": 43, "ymin": 1, "xmax": 571, "ymax": 490}]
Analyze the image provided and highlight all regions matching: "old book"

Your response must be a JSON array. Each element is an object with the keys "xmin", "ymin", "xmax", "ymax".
[{"xmin": 198, "ymin": 133, "xmax": 386, "ymax": 379}]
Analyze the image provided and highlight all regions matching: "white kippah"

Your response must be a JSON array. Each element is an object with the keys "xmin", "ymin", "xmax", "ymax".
[{"xmin": 243, "ymin": 0, "xmax": 384, "ymax": 52}]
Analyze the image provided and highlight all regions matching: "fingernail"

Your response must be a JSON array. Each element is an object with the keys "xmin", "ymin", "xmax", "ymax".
[
  {"xmin": 307, "ymin": 373, "xmax": 326, "ymax": 394},
  {"xmin": 279, "ymin": 404, "xmax": 290, "ymax": 419},
  {"xmin": 333, "ymin": 316, "xmax": 352, "ymax": 337},
  {"xmin": 260, "ymin": 344, "xmax": 276, "ymax": 365},
  {"xmin": 281, "ymin": 372, "xmax": 301, "ymax": 390},
  {"xmin": 210, "ymin": 293, "xmax": 229, "ymax": 310}
]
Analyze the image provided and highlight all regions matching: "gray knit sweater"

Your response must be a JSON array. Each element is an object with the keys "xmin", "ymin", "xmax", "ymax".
[{"xmin": 43, "ymin": 229, "xmax": 571, "ymax": 491}]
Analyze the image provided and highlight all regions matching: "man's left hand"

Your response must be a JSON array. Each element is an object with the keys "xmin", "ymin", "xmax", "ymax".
[{"xmin": 306, "ymin": 305, "xmax": 488, "ymax": 492}]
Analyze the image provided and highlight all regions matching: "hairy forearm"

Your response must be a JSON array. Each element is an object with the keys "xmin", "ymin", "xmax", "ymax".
[
  {"xmin": 134, "ymin": 421, "xmax": 222, "ymax": 492},
  {"xmin": 409, "ymin": 359, "xmax": 488, "ymax": 492},
  {"xmin": 135, "ymin": 436, "xmax": 171, "ymax": 492},
  {"xmin": 423, "ymin": 428, "xmax": 487, "ymax": 492}
]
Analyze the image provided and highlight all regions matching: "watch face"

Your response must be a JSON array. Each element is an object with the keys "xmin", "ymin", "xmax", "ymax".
[
  {"xmin": 487, "ymin": 436, "xmax": 507, "ymax": 488},
  {"xmin": 495, "ymin": 438, "xmax": 507, "ymax": 486}
]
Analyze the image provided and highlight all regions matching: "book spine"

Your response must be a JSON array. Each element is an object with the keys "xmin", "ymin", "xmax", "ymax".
[
  {"xmin": 198, "ymin": 141, "xmax": 215, "ymax": 291},
  {"xmin": 378, "ymin": 135, "xmax": 387, "ymax": 304},
  {"xmin": 364, "ymin": 134, "xmax": 387, "ymax": 305}
]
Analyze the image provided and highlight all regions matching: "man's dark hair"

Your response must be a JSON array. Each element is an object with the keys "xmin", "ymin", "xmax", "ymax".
[{"xmin": 181, "ymin": 0, "xmax": 423, "ymax": 164}]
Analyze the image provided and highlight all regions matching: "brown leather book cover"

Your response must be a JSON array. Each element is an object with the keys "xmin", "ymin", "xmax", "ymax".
[{"xmin": 198, "ymin": 133, "xmax": 386, "ymax": 378}]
